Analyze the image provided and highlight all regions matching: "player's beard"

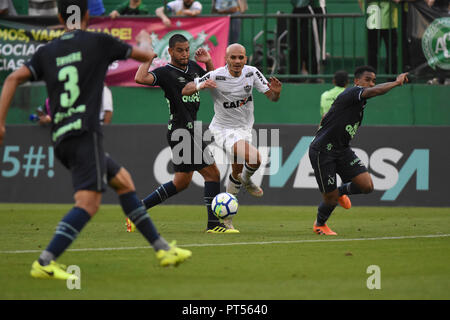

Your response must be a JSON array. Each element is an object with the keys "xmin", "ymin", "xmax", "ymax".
[
  {"xmin": 229, "ymin": 64, "xmax": 244, "ymax": 76},
  {"xmin": 175, "ymin": 57, "xmax": 189, "ymax": 68}
]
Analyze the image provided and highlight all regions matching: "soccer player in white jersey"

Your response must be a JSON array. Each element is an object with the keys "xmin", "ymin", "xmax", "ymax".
[{"xmin": 182, "ymin": 43, "xmax": 282, "ymax": 229}]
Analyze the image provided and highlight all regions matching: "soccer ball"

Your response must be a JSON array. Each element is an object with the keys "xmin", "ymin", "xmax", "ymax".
[{"xmin": 211, "ymin": 192, "xmax": 238, "ymax": 219}]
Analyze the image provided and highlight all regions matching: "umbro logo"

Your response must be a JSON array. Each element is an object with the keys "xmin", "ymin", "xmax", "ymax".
[{"xmin": 178, "ymin": 77, "xmax": 186, "ymax": 83}]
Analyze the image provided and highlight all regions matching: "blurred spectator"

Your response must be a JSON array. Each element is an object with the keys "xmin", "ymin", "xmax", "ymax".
[
  {"xmin": 156, "ymin": 0, "xmax": 202, "ymax": 27},
  {"xmin": 289, "ymin": 0, "xmax": 327, "ymax": 81},
  {"xmin": 109, "ymin": 0, "xmax": 149, "ymax": 19},
  {"xmin": 28, "ymin": 0, "xmax": 58, "ymax": 16},
  {"xmin": 88, "ymin": 0, "xmax": 105, "ymax": 16},
  {"xmin": 320, "ymin": 70, "xmax": 348, "ymax": 116},
  {"xmin": 0, "ymin": 0, "xmax": 17, "ymax": 16},
  {"xmin": 359, "ymin": 0, "xmax": 399, "ymax": 75},
  {"xmin": 212, "ymin": 0, "xmax": 248, "ymax": 44}
]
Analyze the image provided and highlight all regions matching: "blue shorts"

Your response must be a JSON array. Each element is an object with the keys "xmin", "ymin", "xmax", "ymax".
[
  {"xmin": 55, "ymin": 131, "xmax": 121, "ymax": 192},
  {"xmin": 309, "ymin": 146, "xmax": 368, "ymax": 193}
]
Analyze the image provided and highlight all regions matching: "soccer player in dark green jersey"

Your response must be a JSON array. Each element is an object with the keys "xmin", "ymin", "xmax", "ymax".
[
  {"xmin": 309, "ymin": 65, "xmax": 408, "ymax": 235},
  {"xmin": 0, "ymin": 0, "xmax": 192, "ymax": 280}
]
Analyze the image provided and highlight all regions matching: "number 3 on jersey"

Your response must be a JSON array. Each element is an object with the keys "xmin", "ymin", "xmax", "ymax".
[{"xmin": 58, "ymin": 66, "xmax": 80, "ymax": 108}]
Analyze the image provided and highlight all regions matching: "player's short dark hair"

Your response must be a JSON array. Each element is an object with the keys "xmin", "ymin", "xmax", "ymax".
[
  {"xmin": 354, "ymin": 65, "xmax": 376, "ymax": 79},
  {"xmin": 169, "ymin": 34, "xmax": 189, "ymax": 48},
  {"xmin": 333, "ymin": 70, "xmax": 349, "ymax": 87},
  {"xmin": 58, "ymin": 0, "xmax": 88, "ymax": 23}
]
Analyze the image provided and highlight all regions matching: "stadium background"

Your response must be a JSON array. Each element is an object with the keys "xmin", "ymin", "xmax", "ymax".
[
  {"xmin": 3, "ymin": 0, "xmax": 449, "ymax": 125},
  {"xmin": 0, "ymin": 1, "xmax": 449, "ymax": 302},
  {"xmin": 1, "ymin": 0, "xmax": 449, "ymax": 205}
]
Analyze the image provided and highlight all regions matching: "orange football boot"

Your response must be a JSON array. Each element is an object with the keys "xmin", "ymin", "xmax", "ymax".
[
  {"xmin": 313, "ymin": 222, "xmax": 337, "ymax": 235},
  {"xmin": 338, "ymin": 195, "xmax": 352, "ymax": 209}
]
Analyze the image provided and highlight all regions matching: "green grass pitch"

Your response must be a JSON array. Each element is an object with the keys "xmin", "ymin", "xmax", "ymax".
[{"xmin": 0, "ymin": 203, "xmax": 449, "ymax": 300}]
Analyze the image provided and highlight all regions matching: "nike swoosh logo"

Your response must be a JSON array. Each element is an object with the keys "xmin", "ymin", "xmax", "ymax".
[{"xmin": 42, "ymin": 270, "xmax": 54, "ymax": 276}]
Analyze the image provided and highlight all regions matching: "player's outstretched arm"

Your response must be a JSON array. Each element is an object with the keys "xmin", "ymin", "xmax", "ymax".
[
  {"xmin": 361, "ymin": 73, "xmax": 408, "ymax": 99},
  {"xmin": 182, "ymin": 79, "xmax": 217, "ymax": 96},
  {"xmin": 264, "ymin": 77, "xmax": 282, "ymax": 102},
  {"xmin": 0, "ymin": 66, "xmax": 32, "ymax": 145},
  {"xmin": 134, "ymin": 51, "xmax": 158, "ymax": 85},
  {"xmin": 130, "ymin": 46, "xmax": 156, "ymax": 63}
]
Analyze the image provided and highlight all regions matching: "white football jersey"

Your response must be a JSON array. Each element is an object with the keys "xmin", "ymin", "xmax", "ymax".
[{"xmin": 195, "ymin": 65, "xmax": 270, "ymax": 130}]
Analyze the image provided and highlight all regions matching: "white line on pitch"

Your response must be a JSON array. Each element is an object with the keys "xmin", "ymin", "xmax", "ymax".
[{"xmin": 1, "ymin": 234, "xmax": 449, "ymax": 254}]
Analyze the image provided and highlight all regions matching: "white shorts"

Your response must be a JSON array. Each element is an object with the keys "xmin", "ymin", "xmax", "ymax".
[{"xmin": 209, "ymin": 127, "xmax": 253, "ymax": 152}]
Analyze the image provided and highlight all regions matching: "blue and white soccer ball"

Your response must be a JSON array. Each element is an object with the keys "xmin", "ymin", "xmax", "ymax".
[{"xmin": 211, "ymin": 192, "xmax": 239, "ymax": 219}]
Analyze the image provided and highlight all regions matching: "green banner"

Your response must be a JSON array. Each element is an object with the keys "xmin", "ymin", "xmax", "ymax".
[{"xmin": 0, "ymin": 18, "xmax": 64, "ymax": 82}]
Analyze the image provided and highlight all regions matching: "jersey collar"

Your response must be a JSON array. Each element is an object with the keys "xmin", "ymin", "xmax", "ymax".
[
  {"xmin": 168, "ymin": 63, "xmax": 189, "ymax": 73},
  {"xmin": 225, "ymin": 64, "xmax": 244, "ymax": 78}
]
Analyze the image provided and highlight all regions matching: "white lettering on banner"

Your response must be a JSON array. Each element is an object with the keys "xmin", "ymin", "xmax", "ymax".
[
  {"xmin": 153, "ymin": 146, "xmax": 174, "ymax": 183},
  {"xmin": 153, "ymin": 144, "xmax": 271, "ymax": 189},
  {"xmin": 0, "ymin": 44, "xmax": 44, "ymax": 56},
  {"xmin": 152, "ymin": 144, "xmax": 428, "ymax": 199},
  {"xmin": 369, "ymin": 148, "xmax": 402, "ymax": 190},
  {"xmin": 0, "ymin": 44, "xmax": 45, "ymax": 71},
  {"xmin": 249, "ymin": 146, "xmax": 271, "ymax": 188},
  {"xmin": 190, "ymin": 144, "xmax": 231, "ymax": 188},
  {"xmin": 0, "ymin": 58, "xmax": 24, "ymax": 71},
  {"xmin": 293, "ymin": 153, "xmax": 317, "ymax": 189}
]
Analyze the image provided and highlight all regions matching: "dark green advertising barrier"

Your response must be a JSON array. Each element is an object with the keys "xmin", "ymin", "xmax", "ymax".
[
  {"xmin": 0, "ymin": 124, "xmax": 448, "ymax": 206},
  {"xmin": 5, "ymin": 83, "xmax": 450, "ymax": 126}
]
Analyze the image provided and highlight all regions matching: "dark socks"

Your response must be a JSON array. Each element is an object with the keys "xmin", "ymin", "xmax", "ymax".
[
  {"xmin": 316, "ymin": 201, "xmax": 337, "ymax": 226},
  {"xmin": 338, "ymin": 182, "xmax": 363, "ymax": 196},
  {"xmin": 142, "ymin": 181, "xmax": 177, "ymax": 209},
  {"xmin": 119, "ymin": 191, "xmax": 169, "ymax": 250},
  {"xmin": 205, "ymin": 181, "xmax": 221, "ymax": 228},
  {"xmin": 39, "ymin": 207, "xmax": 91, "ymax": 266}
]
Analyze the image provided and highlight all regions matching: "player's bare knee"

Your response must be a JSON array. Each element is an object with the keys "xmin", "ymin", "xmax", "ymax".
[
  {"xmin": 246, "ymin": 151, "xmax": 261, "ymax": 167},
  {"xmin": 75, "ymin": 197, "xmax": 100, "ymax": 216},
  {"xmin": 174, "ymin": 179, "xmax": 190, "ymax": 192},
  {"xmin": 109, "ymin": 168, "xmax": 136, "ymax": 195},
  {"xmin": 361, "ymin": 183, "xmax": 374, "ymax": 194},
  {"xmin": 205, "ymin": 170, "xmax": 220, "ymax": 182},
  {"xmin": 204, "ymin": 165, "xmax": 220, "ymax": 181}
]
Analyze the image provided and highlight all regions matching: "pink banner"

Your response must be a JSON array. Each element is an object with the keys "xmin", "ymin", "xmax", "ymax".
[{"xmin": 88, "ymin": 17, "xmax": 230, "ymax": 87}]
